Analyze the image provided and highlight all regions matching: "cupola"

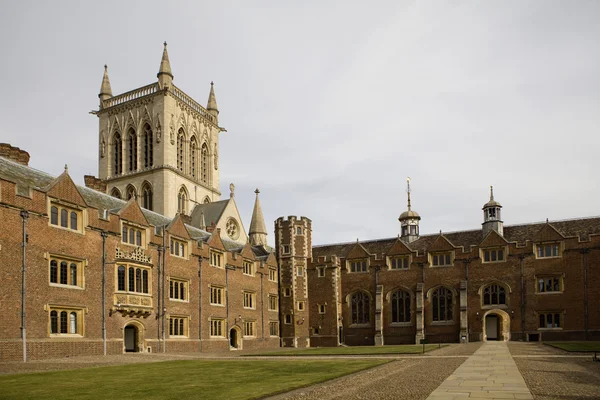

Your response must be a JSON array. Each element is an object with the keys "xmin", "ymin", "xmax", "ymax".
[
  {"xmin": 482, "ymin": 186, "xmax": 503, "ymax": 237},
  {"xmin": 399, "ymin": 177, "xmax": 420, "ymax": 243}
]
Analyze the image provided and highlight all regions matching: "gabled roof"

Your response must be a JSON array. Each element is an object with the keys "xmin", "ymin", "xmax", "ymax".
[{"xmin": 190, "ymin": 199, "xmax": 229, "ymax": 228}]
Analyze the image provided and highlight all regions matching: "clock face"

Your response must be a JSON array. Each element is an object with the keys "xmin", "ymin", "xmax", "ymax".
[{"xmin": 226, "ymin": 218, "xmax": 240, "ymax": 240}]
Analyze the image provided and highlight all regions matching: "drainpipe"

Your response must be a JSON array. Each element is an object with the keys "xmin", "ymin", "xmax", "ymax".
[
  {"xmin": 157, "ymin": 241, "xmax": 163, "ymax": 352},
  {"xmin": 20, "ymin": 210, "xmax": 29, "ymax": 363},
  {"xmin": 198, "ymin": 255, "xmax": 203, "ymax": 352},
  {"xmin": 260, "ymin": 270, "xmax": 264, "ymax": 340},
  {"xmin": 581, "ymin": 248, "xmax": 589, "ymax": 340},
  {"xmin": 519, "ymin": 254, "xmax": 525, "ymax": 340},
  {"xmin": 101, "ymin": 231, "xmax": 108, "ymax": 356}
]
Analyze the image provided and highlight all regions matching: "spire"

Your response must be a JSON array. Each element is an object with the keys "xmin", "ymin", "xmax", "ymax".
[
  {"xmin": 406, "ymin": 177, "xmax": 412, "ymax": 211},
  {"xmin": 98, "ymin": 65, "xmax": 112, "ymax": 106},
  {"xmin": 157, "ymin": 42, "xmax": 173, "ymax": 88},
  {"xmin": 199, "ymin": 211, "xmax": 206, "ymax": 230},
  {"xmin": 249, "ymin": 188, "xmax": 268, "ymax": 246},
  {"xmin": 489, "ymin": 185, "xmax": 494, "ymax": 201},
  {"xmin": 207, "ymin": 81, "xmax": 219, "ymax": 116}
]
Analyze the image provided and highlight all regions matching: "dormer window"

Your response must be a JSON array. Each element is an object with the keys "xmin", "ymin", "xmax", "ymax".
[
  {"xmin": 349, "ymin": 259, "xmax": 368, "ymax": 273},
  {"xmin": 430, "ymin": 252, "xmax": 453, "ymax": 267},
  {"xmin": 49, "ymin": 202, "xmax": 82, "ymax": 233},
  {"xmin": 482, "ymin": 247, "xmax": 506, "ymax": 263},
  {"xmin": 170, "ymin": 238, "xmax": 186, "ymax": 258},
  {"xmin": 536, "ymin": 243, "xmax": 561, "ymax": 259},
  {"xmin": 122, "ymin": 224, "xmax": 144, "ymax": 247},
  {"xmin": 210, "ymin": 251, "xmax": 223, "ymax": 268},
  {"xmin": 389, "ymin": 256, "xmax": 409, "ymax": 270}
]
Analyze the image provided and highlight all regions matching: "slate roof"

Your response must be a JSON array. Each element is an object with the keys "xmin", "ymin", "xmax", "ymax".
[
  {"xmin": 0, "ymin": 155, "xmax": 252, "ymax": 252},
  {"xmin": 313, "ymin": 217, "xmax": 600, "ymax": 260},
  {"xmin": 190, "ymin": 199, "xmax": 230, "ymax": 227}
]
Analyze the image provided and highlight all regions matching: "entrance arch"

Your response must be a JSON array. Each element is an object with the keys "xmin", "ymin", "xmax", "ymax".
[
  {"xmin": 230, "ymin": 327, "xmax": 242, "ymax": 350},
  {"xmin": 482, "ymin": 309, "xmax": 510, "ymax": 341},
  {"xmin": 123, "ymin": 321, "xmax": 145, "ymax": 353}
]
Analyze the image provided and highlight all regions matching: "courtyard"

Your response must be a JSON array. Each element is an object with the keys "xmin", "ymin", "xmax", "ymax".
[{"xmin": 1, "ymin": 343, "xmax": 599, "ymax": 399}]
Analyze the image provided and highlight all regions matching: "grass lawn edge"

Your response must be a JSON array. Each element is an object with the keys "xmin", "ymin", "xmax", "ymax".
[
  {"xmin": 544, "ymin": 341, "xmax": 600, "ymax": 353},
  {"xmin": 245, "ymin": 344, "xmax": 445, "ymax": 357}
]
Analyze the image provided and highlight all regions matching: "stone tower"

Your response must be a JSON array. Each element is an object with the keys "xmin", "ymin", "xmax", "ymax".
[
  {"xmin": 482, "ymin": 186, "xmax": 503, "ymax": 237},
  {"xmin": 399, "ymin": 177, "xmax": 420, "ymax": 243},
  {"xmin": 95, "ymin": 43, "xmax": 224, "ymax": 218},
  {"xmin": 275, "ymin": 216, "xmax": 312, "ymax": 348}
]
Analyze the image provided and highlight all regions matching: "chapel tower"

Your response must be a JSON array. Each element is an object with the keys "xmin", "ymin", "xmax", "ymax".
[{"xmin": 95, "ymin": 43, "xmax": 224, "ymax": 218}]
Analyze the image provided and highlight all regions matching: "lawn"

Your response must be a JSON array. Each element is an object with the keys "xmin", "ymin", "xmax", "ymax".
[
  {"xmin": 545, "ymin": 341, "xmax": 600, "ymax": 352},
  {"xmin": 250, "ymin": 344, "xmax": 443, "ymax": 356},
  {"xmin": 0, "ymin": 359, "xmax": 387, "ymax": 400}
]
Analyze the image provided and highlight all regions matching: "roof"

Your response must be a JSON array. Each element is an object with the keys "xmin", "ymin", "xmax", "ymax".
[
  {"xmin": 0, "ymin": 155, "xmax": 251, "ymax": 252},
  {"xmin": 190, "ymin": 199, "xmax": 230, "ymax": 228},
  {"xmin": 313, "ymin": 217, "xmax": 600, "ymax": 259}
]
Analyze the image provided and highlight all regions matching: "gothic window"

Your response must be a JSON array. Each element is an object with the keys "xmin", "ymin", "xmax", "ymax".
[
  {"xmin": 111, "ymin": 187, "xmax": 122, "ymax": 200},
  {"xmin": 201, "ymin": 143, "xmax": 209, "ymax": 183},
  {"xmin": 128, "ymin": 128, "xmax": 137, "ymax": 172},
  {"xmin": 203, "ymin": 196, "xmax": 211, "ymax": 204},
  {"xmin": 143, "ymin": 123, "xmax": 153, "ymax": 168},
  {"xmin": 113, "ymin": 132, "xmax": 122, "ymax": 175},
  {"xmin": 351, "ymin": 291, "xmax": 370, "ymax": 325},
  {"xmin": 432, "ymin": 287, "xmax": 453, "ymax": 322},
  {"xmin": 391, "ymin": 290, "xmax": 411, "ymax": 323},
  {"xmin": 177, "ymin": 129, "xmax": 185, "ymax": 172},
  {"xmin": 483, "ymin": 284, "xmax": 506, "ymax": 306},
  {"xmin": 126, "ymin": 185, "xmax": 136, "ymax": 201},
  {"xmin": 141, "ymin": 182, "xmax": 153, "ymax": 211},
  {"xmin": 190, "ymin": 136, "xmax": 197, "ymax": 178},
  {"xmin": 177, "ymin": 187, "xmax": 187, "ymax": 215}
]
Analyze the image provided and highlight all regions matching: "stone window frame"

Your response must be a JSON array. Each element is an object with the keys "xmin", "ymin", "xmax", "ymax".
[
  {"xmin": 115, "ymin": 263, "xmax": 152, "ymax": 296},
  {"xmin": 168, "ymin": 277, "xmax": 189, "ymax": 303},
  {"xmin": 283, "ymin": 287, "xmax": 292, "ymax": 297},
  {"xmin": 210, "ymin": 250, "xmax": 224, "ymax": 269},
  {"xmin": 243, "ymin": 320, "xmax": 256, "ymax": 337},
  {"xmin": 536, "ymin": 311, "xmax": 563, "ymax": 330},
  {"xmin": 269, "ymin": 321, "xmax": 279, "ymax": 336},
  {"xmin": 347, "ymin": 258, "xmax": 369, "ymax": 274},
  {"xmin": 242, "ymin": 259, "xmax": 255, "ymax": 277},
  {"xmin": 209, "ymin": 318, "xmax": 225, "ymax": 337},
  {"xmin": 347, "ymin": 290, "xmax": 372, "ymax": 327},
  {"xmin": 535, "ymin": 274, "xmax": 564, "ymax": 294},
  {"xmin": 48, "ymin": 200, "xmax": 85, "ymax": 234},
  {"xmin": 169, "ymin": 237, "xmax": 188, "ymax": 259},
  {"xmin": 387, "ymin": 255, "xmax": 410, "ymax": 271},
  {"xmin": 268, "ymin": 268, "xmax": 278, "ymax": 282},
  {"xmin": 48, "ymin": 254, "xmax": 86, "ymax": 290},
  {"xmin": 268, "ymin": 294, "xmax": 278, "ymax": 311},
  {"xmin": 427, "ymin": 286, "xmax": 456, "ymax": 325},
  {"xmin": 429, "ymin": 251, "xmax": 454, "ymax": 268},
  {"xmin": 317, "ymin": 266, "xmax": 326, "ymax": 277},
  {"xmin": 243, "ymin": 290, "xmax": 256, "ymax": 309},
  {"xmin": 297, "ymin": 301, "xmax": 305, "ymax": 311},
  {"xmin": 169, "ymin": 315, "xmax": 190, "ymax": 338},
  {"xmin": 318, "ymin": 304, "xmax": 326, "ymax": 314},
  {"xmin": 296, "ymin": 266, "xmax": 304, "ymax": 277},
  {"xmin": 281, "ymin": 245, "xmax": 291, "ymax": 255},
  {"xmin": 209, "ymin": 285, "xmax": 225, "ymax": 306},
  {"xmin": 284, "ymin": 314, "xmax": 292, "ymax": 324},
  {"xmin": 479, "ymin": 281, "xmax": 510, "ymax": 309},
  {"xmin": 47, "ymin": 304, "xmax": 86, "ymax": 337},
  {"xmin": 535, "ymin": 242, "xmax": 562, "ymax": 259},
  {"xmin": 386, "ymin": 287, "xmax": 413, "ymax": 326},
  {"xmin": 121, "ymin": 222, "xmax": 147, "ymax": 249},
  {"xmin": 480, "ymin": 246, "xmax": 508, "ymax": 264},
  {"xmin": 296, "ymin": 226, "xmax": 303, "ymax": 235}
]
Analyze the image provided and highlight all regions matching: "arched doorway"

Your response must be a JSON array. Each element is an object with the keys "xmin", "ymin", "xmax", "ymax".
[
  {"xmin": 483, "ymin": 309, "xmax": 510, "ymax": 341},
  {"xmin": 230, "ymin": 327, "xmax": 242, "ymax": 350},
  {"xmin": 123, "ymin": 321, "xmax": 145, "ymax": 353}
]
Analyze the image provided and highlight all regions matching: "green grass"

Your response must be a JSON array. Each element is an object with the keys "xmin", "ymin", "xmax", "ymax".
[
  {"xmin": 250, "ymin": 344, "xmax": 444, "ymax": 356},
  {"xmin": 0, "ymin": 359, "xmax": 387, "ymax": 400},
  {"xmin": 545, "ymin": 341, "xmax": 600, "ymax": 352}
]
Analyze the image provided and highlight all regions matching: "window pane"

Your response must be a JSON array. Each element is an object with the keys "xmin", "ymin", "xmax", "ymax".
[
  {"xmin": 60, "ymin": 209, "xmax": 68, "ymax": 227},
  {"xmin": 70, "ymin": 263, "xmax": 77, "ymax": 286},
  {"xmin": 129, "ymin": 229, "xmax": 135, "ymax": 245},
  {"xmin": 118, "ymin": 266, "xmax": 125, "ymax": 291},
  {"xmin": 498, "ymin": 249, "xmax": 504, "ymax": 261},
  {"xmin": 539, "ymin": 314, "xmax": 545, "ymax": 328},
  {"xmin": 51, "ymin": 206, "xmax": 58, "ymax": 225},
  {"xmin": 60, "ymin": 262, "xmax": 68, "ymax": 284},
  {"xmin": 122, "ymin": 227, "xmax": 128, "ymax": 242},
  {"xmin": 51, "ymin": 311, "xmax": 58, "ymax": 334},
  {"xmin": 136, "ymin": 269, "xmax": 141, "ymax": 293},
  {"xmin": 554, "ymin": 313, "xmax": 560, "ymax": 327},
  {"xmin": 484, "ymin": 251, "xmax": 490, "ymax": 262},
  {"xmin": 180, "ymin": 283, "xmax": 185, "ymax": 300},
  {"xmin": 70, "ymin": 312, "xmax": 77, "ymax": 334},
  {"xmin": 128, "ymin": 267, "xmax": 134, "ymax": 291},
  {"xmin": 143, "ymin": 270, "xmax": 148, "ymax": 293},
  {"xmin": 60, "ymin": 311, "xmax": 68, "ymax": 333},
  {"xmin": 70, "ymin": 212, "xmax": 77, "ymax": 230},
  {"xmin": 136, "ymin": 231, "xmax": 142, "ymax": 246},
  {"xmin": 491, "ymin": 251, "xmax": 497, "ymax": 262},
  {"xmin": 50, "ymin": 260, "xmax": 58, "ymax": 283}
]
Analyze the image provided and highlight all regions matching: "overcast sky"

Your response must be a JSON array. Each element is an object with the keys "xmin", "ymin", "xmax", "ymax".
[{"xmin": 1, "ymin": 1, "xmax": 599, "ymax": 245}]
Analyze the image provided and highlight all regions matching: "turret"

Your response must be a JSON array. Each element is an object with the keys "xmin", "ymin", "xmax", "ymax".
[
  {"xmin": 482, "ymin": 186, "xmax": 503, "ymax": 237},
  {"xmin": 399, "ymin": 177, "xmax": 420, "ymax": 243},
  {"xmin": 249, "ymin": 189, "xmax": 268, "ymax": 246},
  {"xmin": 98, "ymin": 65, "xmax": 112, "ymax": 108},
  {"xmin": 157, "ymin": 42, "xmax": 173, "ymax": 89}
]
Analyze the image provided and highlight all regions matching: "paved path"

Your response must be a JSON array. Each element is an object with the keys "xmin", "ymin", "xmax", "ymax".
[{"xmin": 427, "ymin": 342, "xmax": 532, "ymax": 400}]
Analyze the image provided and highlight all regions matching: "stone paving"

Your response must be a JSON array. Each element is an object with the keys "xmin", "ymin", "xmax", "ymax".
[{"xmin": 427, "ymin": 342, "xmax": 533, "ymax": 400}]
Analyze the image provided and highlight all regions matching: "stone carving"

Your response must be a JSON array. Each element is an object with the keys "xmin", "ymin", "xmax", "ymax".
[
  {"xmin": 155, "ymin": 117, "xmax": 162, "ymax": 143},
  {"xmin": 169, "ymin": 114, "xmax": 175, "ymax": 145},
  {"xmin": 115, "ymin": 246, "xmax": 152, "ymax": 264},
  {"xmin": 100, "ymin": 133, "xmax": 106, "ymax": 158},
  {"xmin": 141, "ymin": 297, "xmax": 151, "ymax": 306},
  {"xmin": 214, "ymin": 143, "xmax": 219, "ymax": 170}
]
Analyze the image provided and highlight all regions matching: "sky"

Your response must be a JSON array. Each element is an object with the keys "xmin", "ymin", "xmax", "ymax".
[{"xmin": 1, "ymin": 1, "xmax": 599, "ymax": 246}]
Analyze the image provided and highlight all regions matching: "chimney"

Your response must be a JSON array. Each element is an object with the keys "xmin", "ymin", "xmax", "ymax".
[
  {"xmin": 0, "ymin": 143, "xmax": 30, "ymax": 166},
  {"xmin": 84, "ymin": 175, "xmax": 107, "ymax": 192}
]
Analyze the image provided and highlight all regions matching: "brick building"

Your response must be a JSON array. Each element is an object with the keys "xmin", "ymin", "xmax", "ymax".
[{"xmin": 275, "ymin": 180, "xmax": 600, "ymax": 347}]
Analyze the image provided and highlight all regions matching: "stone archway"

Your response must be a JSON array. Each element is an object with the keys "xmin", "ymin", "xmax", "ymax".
[
  {"xmin": 123, "ymin": 321, "xmax": 145, "ymax": 353},
  {"xmin": 482, "ymin": 309, "xmax": 510, "ymax": 341},
  {"xmin": 230, "ymin": 326, "xmax": 242, "ymax": 350}
]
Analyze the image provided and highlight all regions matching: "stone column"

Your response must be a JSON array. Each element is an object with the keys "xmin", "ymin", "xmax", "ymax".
[
  {"xmin": 460, "ymin": 280, "xmax": 468, "ymax": 343},
  {"xmin": 374, "ymin": 285, "xmax": 384, "ymax": 346},
  {"xmin": 415, "ymin": 283, "xmax": 424, "ymax": 343}
]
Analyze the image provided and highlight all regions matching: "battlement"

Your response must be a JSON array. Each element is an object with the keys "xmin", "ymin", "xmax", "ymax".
[{"xmin": 275, "ymin": 216, "xmax": 312, "ymax": 225}]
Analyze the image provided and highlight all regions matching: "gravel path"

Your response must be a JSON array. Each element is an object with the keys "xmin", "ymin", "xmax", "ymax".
[{"xmin": 509, "ymin": 342, "xmax": 600, "ymax": 400}]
